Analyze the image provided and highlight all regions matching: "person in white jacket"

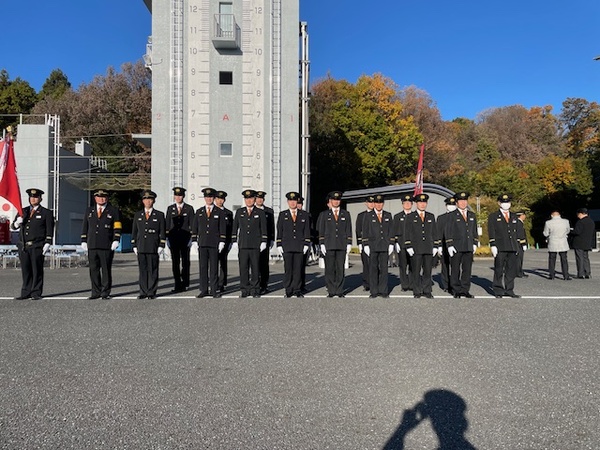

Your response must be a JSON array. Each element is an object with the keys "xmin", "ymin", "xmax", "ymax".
[{"xmin": 543, "ymin": 210, "xmax": 572, "ymax": 280}]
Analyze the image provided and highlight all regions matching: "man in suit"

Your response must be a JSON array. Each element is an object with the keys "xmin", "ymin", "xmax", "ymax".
[
  {"xmin": 81, "ymin": 189, "xmax": 122, "ymax": 299},
  {"xmin": 11, "ymin": 188, "xmax": 55, "ymax": 300},
  {"xmin": 446, "ymin": 192, "xmax": 479, "ymax": 298},
  {"xmin": 571, "ymin": 207, "xmax": 595, "ymax": 279},
  {"xmin": 393, "ymin": 194, "xmax": 414, "ymax": 291},
  {"xmin": 255, "ymin": 191, "xmax": 275, "ymax": 294},
  {"xmin": 436, "ymin": 196, "xmax": 458, "ymax": 293},
  {"xmin": 404, "ymin": 193, "xmax": 441, "ymax": 299},
  {"xmin": 543, "ymin": 210, "xmax": 571, "ymax": 280},
  {"xmin": 215, "ymin": 190, "xmax": 233, "ymax": 292},
  {"xmin": 232, "ymin": 190, "xmax": 268, "ymax": 297},
  {"xmin": 355, "ymin": 195, "xmax": 375, "ymax": 291},
  {"xmin": 191, "ymin": 187, "xmax": 227, "ymax": 298},
  {"xmin": 131, "ymin": 190, "xmax": 166, "ymax": 299},
  {"xmin": 165, "ymin": 187, "xmax": 195, "ymax": 293},
  {"xmin": 276, "ymin": 191, "xmax": 311, "ymax": 297},
  {"xmin": 487, "ymin": 194, "xmax": 526, "ymax": 298},
  {"xmin": 317, "ymin": 191, "xmax": 353, "ymax": 297},
  {"xmin": 361, "ymin": 194, "xmax": 395, "ymax": 298}
]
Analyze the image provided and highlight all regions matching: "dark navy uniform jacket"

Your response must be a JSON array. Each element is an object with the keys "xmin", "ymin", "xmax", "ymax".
[
  {"xmin": 445, "ymin": 209, "xmax": 479, "ymax": 251},
  {"xmin": 260, "ymin": 206, "xmax": 275, "ymax": 244},
  {"xmin": 404, "ymin": 211, "xmax": 440, "ymax": 254},
  {"xmin": 487, "ymin": 210, "xmax": 525, "ymax": 252},
  {"xmin": 393, "ymin": 210, "xmax": 411, "ymax": 249},
  {"xmin": 131, "ymin": 209, "xmax": 166, "ymax": 253},
  {"xmin": 192, "ymin": 206, "xmax": 226, "ymax": 248},
  {"xmin": 165, "ymin": 203, "xmax": 194, "ymax": 246},
  {"xmin": 355, "ymin": 210, "xmax": 370, "ymax": 246},
  {"xmin": 361, "ymin": 210, "xmax": 395, "ymax": 252},
  {"xmin": 219, "ymin": 207, "xmax": 234, "ymax": 245},
  {"xmin": 276, "ymin": 209, "xmax": 311, "ymax": 253},
  {"xmin": 317, "ymin": 209, "xmax": 353, "ymax": 250},
  {"xmin": 571, "ymin": 216, "xmax": 595, "ymax": 250},
  {"xmin": 14, "ymin": 205, "xmax": 54, "ymax": 250},
  {"xmin": 232, "ymin": 206, "xmax": 268, "ymax": 249},
  {"xmin": 81, "ymin": 204, "xmax": 122, "ymax": 250}
]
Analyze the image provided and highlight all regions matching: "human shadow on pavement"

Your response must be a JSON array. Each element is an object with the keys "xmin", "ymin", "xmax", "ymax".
[
  {"xmin": 469, "ymin": 275, "xmax": 494, "ymax": 296},
  {"xmin": 382, "ymin": 389, "xmax": 477, "ymax": 450}
]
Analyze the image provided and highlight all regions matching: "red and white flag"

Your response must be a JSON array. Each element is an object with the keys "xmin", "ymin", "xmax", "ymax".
[
  {"xmin": 413, "ymin": 143, "xmax": 424, "ymax": 196},
  {"xmin": 0, "ymin": 132, "xmax": 23, "ymax": 216}
]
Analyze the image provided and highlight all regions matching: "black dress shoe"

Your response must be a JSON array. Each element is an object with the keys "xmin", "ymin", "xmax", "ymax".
[
  {"xmin": 414, "ymin": 294, "xmax": 421, "ymax": 298},
  {"xmin": 88, "ymin": 295, "xmax": 101, "ymax": 300},
  {"xmin": 31, "ymin": 295, "xmax": 43, "ymax": 300},
  {"xmin": 402, "ymin": 288, "xmax": 411, "ymax": 292},
  {"xmin": 495, "ymin": 294, "xmax": 502, "ymax": 298},
  {"xmin": 369, "ymin": 294, "xmax": 377, "ymax": 298},
  {"xmin": 101, "ymin": 295, "xmax": 112, "ymax": 300},
  {"xmin": 576, "ymin": 276, "xmax": 585, "ymax": 279},
  {"xmin": 296, "ymin": 293, "xmax": 304, "ymax": 298},
  {"xmin": 170, "ymin": 288, "xmax": 183, "ymax": 294},
  {"xmin": 327, "ymin": 294, "xmax": 334, "ymax": 298},
  {"xmin": 337, "ymin": 294, "xmax": 345, "ymax": 298},
  {"xmin": 252, "ymin": 294, "xmax": 261, "ymax": 298},
  {"xmin": 213, "ymin": 293, "xmax": 222, "ymax": 298},
  {"xmin": 584, "ymin": 276, "xmax": 590, "ymax": 279},
  {"xmin": 137, "ymin": 295, "xmax": 147, "ymax": 299},
  {"xmin": 453, "ymin": 293, "xmax": 462, "ymax": 298},
  {"xmin": 15, "ymin": 295, "xmax": 31, "ymax": 300},
  {"xmin": 379, "ymin": 294, "xmax": 389, "ymax": 298},
  {"xmin": 424, "ymin": 294, "xmax": 434, "ymax": 299},
  {"xmin": 507, "ymin": 293, "xmax": 521, "ymax": 298},
  {"xmin": 464, "ymin": 293, "xmax": 474, "ymax": 298},
  {"xmin": 284, "ymin": 293, "xmax": 292, "ymax": 298},
  {"xmin": 564, "ymin": 277, "xmax": 572, "ymax": 281},
  {"xmin": 549, "ymin": 276, "xmax": 555, "ymax": 280},
  {"xmin": 196, "ymin": 292, "xmax": 208, "ymax": 298},
  {"xmin": 240, "ymin": 293, "xmax": 248, "ymax": 298},
  {"xmin": 148, "ymin": 295, "xmax": 157, "ymax": 299},
  {"xmin": 521, "ymin": 274, "xmax": 529, "ymax": 278}
]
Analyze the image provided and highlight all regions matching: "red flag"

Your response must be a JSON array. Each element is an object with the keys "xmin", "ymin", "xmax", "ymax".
[
  {"xmin": 0, "ymin": 133, "xmax": 23, "ymax": 216},
  {"xmin": 413, "ymin": 143, "xmax": 424, "ymax": 196}
]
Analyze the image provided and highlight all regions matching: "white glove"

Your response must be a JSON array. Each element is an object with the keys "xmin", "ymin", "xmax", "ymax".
[
  {"xmin": 358, "ymin": 244, "xmax": 363, "ymax": 253},
  {"xmin": 187, "ymin": 239, "xmax": 193, "ymax": 248},
  {"xmin": 259, "ymin": 242, "xmax": 267, "ymax": 252},
  {"xmin": 133, "ymin": 247, "xmax": 138, "ymax": 255},
  {"xmin": 157, "ymin": 247, "xmax": 164, "ymax": 255},
  {"xmin": 166, "ymin": 240, "xmax": 171, "ymax": 249},
  {"xmin": 388, "ymin": 245, "xmax": 394, "ymax": 255},
  {"xmin": 218, "ymin": 242, "xmax": 225, "ymax": 253},
  {"xmin": 432, "ymin": 247, "xmax": 439, "ymax": 257},
  {"xmin": 111, "ymin": 241, "xmax": 119, "ymax": 251},
  {"xmin": 473, "ymin": 244, "xmax": 478, "ymax": 253},
  {"xmin": 14, "ymin": 216, "xmax": 23, "ymax": 228},
  {"xmin": 395, "ymin": 243, "xmax": 401, "ymax": 253},
  {"xmin": 191, "ymin": 242, "xmax": 199, "ymax": 252},
  {"xmin": 81, "ymin": 242, "xmax": 88, "ymax": 251},
  {"xmin": 448, "ymin": 246, "xmax": 457, "ymax": 257},
  {"xmin": 407, "ymin": 248, "xmax": 415, "ymax": 257},
  {"xmin": 438, "ymin": 247, "xmax": 443, "ymax": 256},
  {"xmin": 522, "ymin": 245, "xmax": 527, "ymax": 252},
  {"xmin": 364, "ymin": 246, "xmax": 370, "ymax": 256},
  {"xmin": 231, "ymin": 242, "xmax": 238, "ymax": 252},
  {"xmin": 42, "ymin": 243, "xmax": 51, "ymax": 255},
  {"xmin": 346, "ymin": 244, "xmax": 352, "ymax": 254},
  {"xmin": 277, "ymin": 246, "xmax": 284, "ymax": 257},
  {"xmin": 320, "ymin": 244, "xmax": 326, "ymax": 256},
  {"xmin": 303, "ymin": 245, "xmax": 309, "ymax": 255},
  {"xmin": 491, "ymin": 246, "xmax": 498, "ymax": 258}
]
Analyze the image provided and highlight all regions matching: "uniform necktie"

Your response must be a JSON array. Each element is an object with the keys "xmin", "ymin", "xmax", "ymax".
[
  {"xmin": 145, "ymin": 210, "xmax": 150, "ymax": 220},
  {"xmin": 503, "ymin": 211, "xmax": 509, "ymax": 223},
  {"xmin": 462, "ymin": 210, "xmax": 467, "ymax": 221},
  {"xmin": 177, "ymin": 205, "xmax": 182, "ymax": 215},
  {"xmin": 333, "ymin": 209, "xmax": 339, "ymax": 221},
  {"xmin": 292, "ymin": 210, "xmax": 296, "ymax": 222},
  {"xmin": 29, "ymin": 207, "xmax": 35, "ymax": 218},
  {"xmin": 97, "ymin": 207, "xmax": 102, "ymax": 218},
  {"xmin": 377, "ymin": 212, "xmax": 382, "ymax": 223},
  {"xmin": 419, "ymin": 211, "xmax": 424, "ymax": 222},
  {"xmin": 207, "ymin": 206, "xmax": 211, "ymax": 218}
]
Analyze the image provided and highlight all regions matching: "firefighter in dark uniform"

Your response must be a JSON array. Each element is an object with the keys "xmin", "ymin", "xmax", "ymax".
[
  {"xmin": 276, "ymin": 191, "xmax": 311, "ymax": 297},
  {"xmin": 215, "ymin": 190, "xmax": 233, "ymax": 293},
  {"xmin": 297, "ymin": 195, "xmax": 312, "ymax": 293},
  {"xmin": 255, "ymin": 191, "xmax": 275, "ymax": 294},
  {"xmin": 191, "ymin": 187, "xmax": 227, "ymax": 298},
  {"xmin": 232, "ymin": 190, "xmax": 268, "ymax": 297},
  {"xmin": 361, "ymin": 194, "xmax": 395, "ymax": 298},
  {"xmin": 317, "ymin": 190, "xmax": 353, "ymax": 298},
  {"xmin": 356, "ymin": 195, "xmax": 375, "ymax": 291},
  {"xmin": 165, "ymin": 187, "xmax": 194, "ymax": 293},
  {"xmin": 487, "ymin": 194, "xmax": 526, "ymax": 298},
  {"xmin": 131, "ymin": 190, "xmax": 166, "ymax": 299},
  {"xmin": 445, "ymin": 192, "xmax": 478, "ymax": 298},
  {"xmin": 81, "ymin": 189, "xmax": 122, "ymax": 299},
  {"xmin": 11, "ymin": 188, "xmax": 55, "ymax": 300},
  {"xmin": 404, "ymin": 193, "xmax": 441, "ymax": 299},
  {"xmin": 436, "ymin": 196, "xmax": 458, "ymax": 293},
  {"xmin": 393, "ymin": 194, "xmax": 414, "ymax": 291}
]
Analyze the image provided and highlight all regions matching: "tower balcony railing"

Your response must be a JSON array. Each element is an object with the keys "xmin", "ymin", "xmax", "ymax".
[{"xmin": 212, "ymin": 14, "xmax": 241, "ymax": 49}]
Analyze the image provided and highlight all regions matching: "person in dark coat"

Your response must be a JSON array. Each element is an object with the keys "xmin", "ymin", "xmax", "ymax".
[
  {"xmin": 571, "ymin": 207, "xmax": 595, "ymax": 279},
  {"xmin": 81, "ymin": 189, "xmax": 122, "ymax": 299},
  {"xmin": 191, "ymin": 187, "xmax": 227, "ymax": 298},
  {"xmin": 317, "ymin": 191, "xmax": 353, "ymax": 297},
  {"xmin": 361, "ymin": 194, "xmax": 395, "ymax": 298},
  {"xmin": 515, "ymin": 211, "xmax": 529, "ymax": 278},
  {"xmin": 393, "ymin": 194, "xmax": 414, "ymax": 291},
  {"xmin": 487, "ymin": 194, "xmax": 526, "ymax": 298},
  {"xmin": 215, "ymin": 190, "xmax": 233, "ymax": 292},
  {"xmin": 131, "ymin": 190, "xmax": 166, "ymax": 299},
  {"xmin": 445, "ymin": 192, "xmax": 479, "ymax": 298},
  {"xmin": 404, "ymin": 193, "xmax": 441, "ymax": 299},
  {"xmin": 255, "ymin": 191, "xmax": 275, "ymax": 294},
  {"xmin": 231, "ymin": 190, "xmax": 268, "ymax": 297},
  {"xmin": 276, "ymin": 191, "xmax": 311, "ymax": 297},
  {"xmin": 436, "ymin": 196, "xmax": 458, "ymax": 293},
  {"xmin": 165, "ymin": 187, "xmax": 195, "ymax": 293},
  {"xmin": 355, "ymin": 195, "xmax": 375, "ymax": 291},
  {"xmin": 11, "ymin": 188, "xmax": 55, "ymax": 300}
]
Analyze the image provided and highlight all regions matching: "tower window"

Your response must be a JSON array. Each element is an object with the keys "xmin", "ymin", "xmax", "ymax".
[
  {"xmin": 219, "ymin": 71, "xmax": 233, "ymax": 85},
  {"xmin": 220, "ymin": 142, "xmax": 233, "ymax": 157}
]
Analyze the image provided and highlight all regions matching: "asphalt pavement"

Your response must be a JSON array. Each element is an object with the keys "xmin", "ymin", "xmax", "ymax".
[{"xmin": 1, "ymin": 250, "xmax": 599, "ymax": 449}]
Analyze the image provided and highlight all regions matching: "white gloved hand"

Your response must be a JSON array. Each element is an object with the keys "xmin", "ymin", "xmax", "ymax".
[
  {"xmin": 218, "ymin": 242, "xmax": 225, "ymax": 253},
  {"xmin": 191, "ymin": 242, "xmax": 199, "ymax": 252},
  {"xmin": 388, "ymin": 244, "xmax": 394, "ymax": 255},
  {"xmin": 358, "ymin": 244, "xmax": 363, "ymax": 253},
  {"xmin": 277, "ymin": 246, "xmax": 284, "ymax": 257},
  {"xmin": 448, "ymin": 246, "xmax": 457, "ymax": 257},
  {"xmin": 111, "ymin": 241, "xmax": 119, "ymax": 251},
  {"xmin": 473, "ymin": 244, "xmax": 478, "ymax": 253},
  {"xmin": 14, "ymin": 216, "xmax": 23, "ymax": 228},
  {"xmin": 491, "ymin": 246, "xmax": 498, "ymax": 257},
  {"xmin": 522, "ymin": 245, "xmax": 527, "ymax": 252},
  {"xmin": 407, "ymin": 248, "xmax": 415, "ymax": 257},
  {"xmin": 303, "ymin": 245, "xmax": 309, "ymax": 255},
  {"xmin": 438, "ymin": 247, "xmax": 443, "ymax": 256},
  {"xmin": 346, "ymin": 244, "xmax": 352, "ymax": 254},
  {"xmin": 320, "ymin": 244, "xmax": 326, "ymax": 256},
  {"xmin": 432, "ymin": 247, "xmax": 439, "ymax": 257},
  {"xmin": 81, "ymin": 242, "xmax": 88, "ymax": 252},
  {"xmin": 259, "ymin": 242, "xmax": 267, "ymax": 252},
  {"xmin": 157, "ymin": 247, "xmax": 164, "ymax": 255},
  {"xmin": 42, "ymin": 243, "xmax": 51, "ymax": 255},
  {"xmin": 133, "ymin": 247, "xmax": 138, "ymax": 255},
  {"xmin": 395, "ymin": 243, "xmax": 401, "ymax": 253},
  {"xmin": 364, "ymin": 246, "xmax": 370, "ymax": 256},
  {"xmin": 187, "ymin": 239, "xmax": 193, "ymax": 248},
  {"xmin": 231, "ymin": 242, "xmax": 238, "ymax": 253}
]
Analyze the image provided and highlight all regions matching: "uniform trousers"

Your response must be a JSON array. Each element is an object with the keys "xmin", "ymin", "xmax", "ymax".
[
  {"xmin": 450, "ymin": 252, "xmax": 473, "ymax": 295},
  {"xmin": 300, "ymin": 251, "xmax": 309, "ymax": 291},
  {"xmin": 574, "ymin": 249, "xmax": 591, "ymax": 277},
  {"xmin": 397, "ymin": 248, "xmax": 412, "ymax": 290},
  {"xmin": 492, "ymin": 251, "xmax": 518, "ymax": 296},
  {"xmin": 137, "ymin": 253, "xmax": 159, "ymax": 296},
  {"xmin": 516, "ymin": 248, "xmax": 525, "ymax": 277},
  {"xmin": 218, "ymin": 248, "xmax": 230, "ymax": 290},
  {"xmin": 239, "ymin": 248, "xmax": 260, "ymax": 295},
  {"xmin": 170, "ymin": 243, "xmax": 190, "ymax": 290},
  {"xmin": 369, "ymin": 251, "xmax": 389, "ymax": 296},
  {"xmin": 259, "ymin": 248, "xmax": 270, "ymax": 291},
  {"xmin": 440, "ymin": 247, "xmax": 451, "ymax": 291},
  {"xmin": 548, "ymin": 251, "xmax": 569, "ymax": 279},
  {"xmin": 89, "ymin": 248, "xmax": 114, "ymax": 297},
  {"xmin": 360, "ymin": 250, "xmax": 370, "ymax": 290},
  {"xmin": 19, "ymin": 246, "xmax": 45, "ymax": 297},
  {"xmin": 410, "ymin": 253, "xmax": 433, "ymax": 296},
  {"xmin": 283, "ymin": 251, "xmax": 304, "ymax": 295},
  {"xmin": 198, "ymin": 246, "xmax": 219, "ymax": 295},
  {"xmin": 324, "ymin": 250, "xmax": 346, "ymax": 295}
]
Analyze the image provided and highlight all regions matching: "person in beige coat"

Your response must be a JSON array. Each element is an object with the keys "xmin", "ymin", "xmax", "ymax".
[{"xmin": 543, "ymin": 210, "xmax": 571, "ymax": 280}]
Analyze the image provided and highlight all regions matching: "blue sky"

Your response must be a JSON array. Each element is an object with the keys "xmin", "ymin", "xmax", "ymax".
[{"xmin": 3, "ymin": 0, "xmax": 599, "ymax": 120}]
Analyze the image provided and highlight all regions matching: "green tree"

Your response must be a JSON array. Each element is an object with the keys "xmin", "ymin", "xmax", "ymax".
[
  {"xmin": 39, "ymin": 69, "xmax": 72, "ymax": 100},
  {"xmin": 0, "ymin": 70, "xmax": 37, "ymax": 130}
]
